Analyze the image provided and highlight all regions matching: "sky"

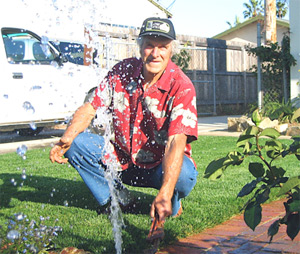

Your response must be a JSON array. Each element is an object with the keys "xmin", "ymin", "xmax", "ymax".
[
  {"xmin": 1, "ymin": 0, "xmax": 289, "ymax": 41},
  {"xmin": 164, "ymin": 0, "xmax": 247, "ymax": 37},
  {"xmin": 157, "ymin": 0, "xmax": 289, "ymax": 38}
]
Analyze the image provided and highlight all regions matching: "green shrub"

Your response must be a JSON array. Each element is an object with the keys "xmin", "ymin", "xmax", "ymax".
[{"xmin": 204, "ymin": 109, "xmax": 300, "ymax": 242}]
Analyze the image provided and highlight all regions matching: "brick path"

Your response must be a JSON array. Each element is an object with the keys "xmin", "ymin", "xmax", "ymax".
[{"xmin": 157, "ymin": 199, "xmax": 300, "ymax": 254}]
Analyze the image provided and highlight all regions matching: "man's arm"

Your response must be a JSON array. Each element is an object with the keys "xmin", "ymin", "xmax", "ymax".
[
  {"xmin": 150, "ymin": 133, "xmax": 187, "ymax": 221},
  {"xmin": 49, "ymin": 102, "xmax": 96, "ymax": 164}
]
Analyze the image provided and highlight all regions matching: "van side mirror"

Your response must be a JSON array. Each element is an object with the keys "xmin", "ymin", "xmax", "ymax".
[{"xmin": 55, "ymin": 53, "xmax": 68, "ymax": 66}]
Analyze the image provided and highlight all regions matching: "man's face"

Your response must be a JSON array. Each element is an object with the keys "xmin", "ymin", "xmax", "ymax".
[{"xmin": 140, "ymin": 36, "xmax": 173, "ymax": 81}]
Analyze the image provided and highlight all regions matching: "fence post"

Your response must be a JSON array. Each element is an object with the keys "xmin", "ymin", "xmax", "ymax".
[
  {"xmin": 212, "ymin": 48, "xmax": 216, "ymax": 115},
  {"xmin": 242, "ymin": 47, "xmax": 247, "ymax": 109},
  {"xmin": 257, "ymin": 23, "xmax": 262, "ymax": 109}
]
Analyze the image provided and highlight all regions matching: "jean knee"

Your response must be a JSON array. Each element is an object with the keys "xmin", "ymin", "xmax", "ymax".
[
  {"xmin": 65, "ymin": 132, "xmax": 105, "ymax": 166},
  {"xmin": 176, "ymin": 157, "xmax": 198, "ymax": 198}
]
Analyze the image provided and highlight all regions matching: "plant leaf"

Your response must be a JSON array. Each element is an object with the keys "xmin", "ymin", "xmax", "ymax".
[
  {"xmin": 204, "ymin": 157, "xmax": 227, "ymax": 180},
  {"xmin": 268, "ymin": 219, "xmax": 280, "ymax": 243},
  {"xmin": 256, "ymin": 188, "xmax": 270, "ymax": 205},
  {"xmin": 227, "ymin": 151, "xmax": 243, "ymax": 165},
  {"xmin": 277, "ymin": 175, "xmax": 300, "ymax": 196},
  {"xmin": 244, "ymin": 201, "xmax": 262, "ymax": 231},
  {"xmin": 287, "ymin": 213, "xmax": 300, "ymax": 240},
  {"xmin": 260, "ymin": 128, "xmax": 280, "ymax": 139},
  {"xmin": 271, "ymin": 166, "xmax": 286, "ymax": 178},
  {"xmin": 242, "ymin": 126, "xmax": 260, "ymax": 136},
  {"xmin": 237, "ymin": 180, "xmax": 258, "ymax": 198},
  {"xmin": 242, "ymin": 141, "xmax": 252, "ymax": 154},
  {"xmin": 265, "ymin": 140, "xmax": 283, "ymax": 159},
  {"xmin": 249, "ymin": 162, "xmax": 265, "ymax": 178},
  {"xmin": 291, "ymin": 108, "xmax": 300, "ymax": 123},
  {"xmin": 289, "ymin": 200, "xmax": 300, "ymax": 212},
  {"xmin": 237, "ymin": 135, "xmax": 254, "ymax": 147}
]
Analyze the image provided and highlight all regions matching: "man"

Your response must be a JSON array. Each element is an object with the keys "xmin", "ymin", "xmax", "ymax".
[{"xmin": 50, "ymin": 17, "xmax": 198, "ymax": 222}]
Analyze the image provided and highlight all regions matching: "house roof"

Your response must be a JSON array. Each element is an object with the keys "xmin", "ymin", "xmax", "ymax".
[
  {"xmin": 212, "ymin": 15, "xmax": 289, "ymax": 39},
  {"xmin": 147, "ymin": 0, "xmax": 173, "ymax": 18}
]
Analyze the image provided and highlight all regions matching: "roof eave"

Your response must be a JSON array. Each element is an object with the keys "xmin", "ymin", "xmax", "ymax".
[{"xmin": 212, "ymin": 15, "xmax": 289, "ymax": 39}]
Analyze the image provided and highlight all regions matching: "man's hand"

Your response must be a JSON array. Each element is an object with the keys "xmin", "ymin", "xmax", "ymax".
[
  {"xmin": 150, "ymin": 193, "xmax": 172, "ymax": 222},
  {"xmin": 49, "ymin": 102, "xmax": 96, "ymax": 164},
  {"xmin": 49, "ymin": 137, "xmax": 72, "ymax": 164}
]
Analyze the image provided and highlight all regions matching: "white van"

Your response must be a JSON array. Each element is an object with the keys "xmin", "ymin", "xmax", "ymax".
[{"xmin": 0, "ymin": 27, "xmax": 100, "ymax": 135}]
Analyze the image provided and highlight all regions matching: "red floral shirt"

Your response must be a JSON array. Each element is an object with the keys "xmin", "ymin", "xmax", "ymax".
[{"xmin": 91, "ymin": 57, "xmax": 198, "ymax": 170}]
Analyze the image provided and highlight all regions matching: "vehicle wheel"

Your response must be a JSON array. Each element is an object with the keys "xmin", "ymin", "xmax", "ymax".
[{"xmin": 16, "ymin": 127, "xmax": 44, "ymax": 136}]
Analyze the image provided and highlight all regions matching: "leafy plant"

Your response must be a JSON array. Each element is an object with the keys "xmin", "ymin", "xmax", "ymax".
[
  {"xmin": 172, "ymin": 42, "xmax": 191, "ymax": 72},
  {"xmin": 261, "ymin": 99, "xmax": 300, "ymax": 123},
  {"xmin": 0, "ymin": 213, "xmax": 62, "ymax": 253},
  {"xmin": 246, "ymin": 34, "xmax": 296, "ymax": 104},
  {"xmin": 244, "ymin": 98, "xmax": 300, "ymax": 124},
  {"xmin": 204, "ymin": 109, "xmax": 300, "ymax": 242}
]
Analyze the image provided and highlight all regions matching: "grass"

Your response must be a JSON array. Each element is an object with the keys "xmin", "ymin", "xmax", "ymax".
[{"xmin": 0, "ymin": 136, "xmax": 298, "ymax": 253}]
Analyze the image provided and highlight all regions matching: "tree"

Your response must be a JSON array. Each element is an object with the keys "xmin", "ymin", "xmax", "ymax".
[
  {"xmin": 243, "ymin": 0, "xmax": 264, "ymax": 19},
  {"xmin": 226, "ymin": 16, "xmax": 241, "ymax": 28},
  {"xmin": 265, "ymin": 0, "xmax": 277, "ymax": 43},
  {"xmin": 276, "ymin": 0, "xmax": 288, "ymax": 18},
  {"xmin": 242, "ymin": 0, "xmax": 288, "ymax": 19}
]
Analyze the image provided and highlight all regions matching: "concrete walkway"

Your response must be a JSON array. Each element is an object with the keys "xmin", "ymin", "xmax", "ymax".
[{"xmin": 197, "ymin": 115, "xmax": 241, "ymax": 137}]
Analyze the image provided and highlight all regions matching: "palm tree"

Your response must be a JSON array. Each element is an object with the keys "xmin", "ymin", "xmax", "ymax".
[
  {"xmin": 276, "ymin": 0, "xmax": 288, "ymax": 18},
  {"xmin": 243, "ymin": 0, "xmax": 264, "ymax": 19},
  {"xmin": 226, "ymin": 16, "xmax": 241, "ymax": 28}
]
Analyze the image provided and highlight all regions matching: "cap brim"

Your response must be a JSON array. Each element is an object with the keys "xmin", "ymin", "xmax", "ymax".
[{"xmin": 140, "ymin": 32, "xmax": 175, "ymax": 40}]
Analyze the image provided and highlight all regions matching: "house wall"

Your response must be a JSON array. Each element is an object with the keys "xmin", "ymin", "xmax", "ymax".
[
  {"xmin": 218, "ymin": 23, "xmax": 259, "ymax": 44},
  {"xmin": 217, "ymin": 22, "xmax": 289, "ymax": 45},
  {"xmin": 290, "ymin": 0, "xmax": 300, "ymax": 101}
]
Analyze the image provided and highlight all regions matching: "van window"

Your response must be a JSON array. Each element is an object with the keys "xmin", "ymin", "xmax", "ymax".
[
  {"xmin": 2, "ymin": 28, "xmax": 56, "ymax": 64},
  {"xmin": 53, "ymin": 41, "xmax": 84, "ymax": 65}
]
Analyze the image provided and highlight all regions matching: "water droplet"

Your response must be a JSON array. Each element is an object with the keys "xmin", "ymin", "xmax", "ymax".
[
  {"xmin": 15, "ymin": 213, "xmax": 25, "ymax": 221},
  {"xmin": 16, "ymin": 145, "xmax": 27, "ymax": 157},
  {"xmin": 41, "ymin": 36, "xmax": 49, "ymax": 45},
  {"xmin": 51, "ymin": 61, "xmax": 59, "ymax": 69},
  {"xmin": 23, "ymin": 101, "xmax": 35, "ymax": 114},
  {"xmin": 30, "ymin": 122, "xmax": 37, "ymax": 130},
  {"xmin": 7, "ymin": 229, "xmax": 20, "ymax": 240}
]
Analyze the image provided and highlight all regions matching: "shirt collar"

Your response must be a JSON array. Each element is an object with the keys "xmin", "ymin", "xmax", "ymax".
[
  {"xmin": 156, "ymin": 59, "xmax": 176, "ymax": 92},
  {"xmin": 136, "ymin": 59, "xmax": 176, "ymax": 92}
]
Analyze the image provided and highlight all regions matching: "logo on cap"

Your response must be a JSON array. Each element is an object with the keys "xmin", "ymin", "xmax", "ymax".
[{"xmin": 145, "ymin": 20, "xmax": 170, "ymax": 33}]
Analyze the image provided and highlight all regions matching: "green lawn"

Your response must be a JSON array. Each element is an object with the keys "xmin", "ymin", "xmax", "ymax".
[{"xmin": 0, "ymin": 136, "xmax": 297, "ymax": 253}]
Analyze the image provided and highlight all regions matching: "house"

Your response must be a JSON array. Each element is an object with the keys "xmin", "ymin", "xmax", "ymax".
[
  {"xmin": 289, "ymin": 0, "xmax": 300, "ymax": 101},
  {"xmin": 212, "ymin": 15, "xmax": 289, "ymax": 45}
]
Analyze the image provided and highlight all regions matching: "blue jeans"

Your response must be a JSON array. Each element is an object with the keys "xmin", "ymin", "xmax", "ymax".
[{"xmin": 65, "ymin": 132, "xmax": 198, "ymax": 216}]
